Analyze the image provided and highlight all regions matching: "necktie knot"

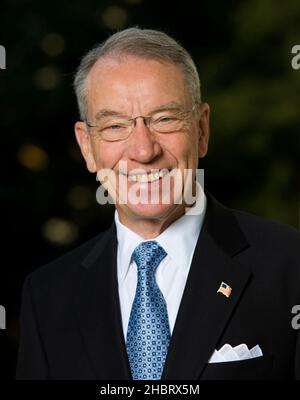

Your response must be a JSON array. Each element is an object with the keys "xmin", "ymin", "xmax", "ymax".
[{"xmin": 132, "ymin": 241, "xmax": 167, "ymax": 275}]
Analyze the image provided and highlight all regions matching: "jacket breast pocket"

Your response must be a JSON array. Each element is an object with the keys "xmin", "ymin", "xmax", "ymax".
[{"xmin": 200, "ymin": 353, "xmax": 274, "ymax": 380}]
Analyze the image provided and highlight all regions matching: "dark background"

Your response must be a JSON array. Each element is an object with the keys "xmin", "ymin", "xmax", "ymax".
[{"xmin": 0, "ymin": 0, "xmax": 299, "ymax": 379}]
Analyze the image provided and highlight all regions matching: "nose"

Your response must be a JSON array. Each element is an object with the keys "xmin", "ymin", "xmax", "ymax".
[{"xmin": 126, "ymin": 117, "xmax": 162, "ymax": 163}]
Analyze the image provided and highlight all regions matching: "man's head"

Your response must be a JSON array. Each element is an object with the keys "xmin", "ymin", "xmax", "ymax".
[{"xmin": 74, "ymin": 27, "xmax": 210, "ymax": 237}]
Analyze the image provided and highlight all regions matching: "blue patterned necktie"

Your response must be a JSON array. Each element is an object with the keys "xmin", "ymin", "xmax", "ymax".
[{"xmin": 126, "ymin": 241, "xmax": 171, "ymax": 380}]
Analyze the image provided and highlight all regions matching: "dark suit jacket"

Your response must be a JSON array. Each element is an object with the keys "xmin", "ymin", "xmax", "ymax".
[{"xmin": 16, "ymin": 193, "xmax": 300, "ymax": 379}]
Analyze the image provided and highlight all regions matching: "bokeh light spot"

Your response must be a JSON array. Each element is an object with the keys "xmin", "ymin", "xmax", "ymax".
[
  {"xmin": 42, "ymin": 218, "xmax": 79, "ymax": 245},
  {"xmin": 100, "ymin": 6, "xmax": 128, "ymax": 30},
  {"xmin": 17, "ymin": 143, "xmax": 49, "ymax": 171},
  {"xmin": 66, "ymin": 186, "xmax": 93, "ymax": 209},
  {"xmin": 41, "ymin": 33, "xmax": 65, "ymax": 57},
  {"xmin": 33, "ymin": 66, "xmax": 62, "ymax": 90}
]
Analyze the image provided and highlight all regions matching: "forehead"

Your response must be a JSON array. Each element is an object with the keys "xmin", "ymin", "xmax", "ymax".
[{"xmin": 85, "ymin": 55, "xmax": 190, "ymax": 113}]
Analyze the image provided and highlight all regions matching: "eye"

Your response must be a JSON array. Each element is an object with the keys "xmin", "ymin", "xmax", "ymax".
[
  {"xmin": 103, "ymin": 124, "xmax": 126, "ymax": 131},
  {"xmin": 156, "ymin": 116, "xmax": 177, "ymax": 124},
  {"xmin": 109, "ymin": 124, "xmax": 123, "ymax": 130}
]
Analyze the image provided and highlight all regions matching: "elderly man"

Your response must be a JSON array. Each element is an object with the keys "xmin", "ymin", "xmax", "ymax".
[{"xmin": 17, "ymin": 27, "xmax": 300, "ymax": 380}]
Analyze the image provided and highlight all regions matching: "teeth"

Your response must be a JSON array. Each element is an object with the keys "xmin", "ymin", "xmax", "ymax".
[{"xmin": 127, "ymin": 170, "xmax": 169, "ymax": 182}]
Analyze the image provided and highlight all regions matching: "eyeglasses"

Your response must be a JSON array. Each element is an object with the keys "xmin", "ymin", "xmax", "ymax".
[{"xmin": 84, "ymin": 103, "xmax": 198, "ymax": 142}]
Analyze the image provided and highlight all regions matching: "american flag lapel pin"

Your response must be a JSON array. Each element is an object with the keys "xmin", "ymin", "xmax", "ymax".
[{"xmin": 217, "ymin": 281, "xmax": 232, "ymax": 298}]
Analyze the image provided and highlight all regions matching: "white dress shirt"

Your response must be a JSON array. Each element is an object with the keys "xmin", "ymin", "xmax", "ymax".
[{"xmin": 115, "ymin": 183, "xmax": 207, "ymax": 340}]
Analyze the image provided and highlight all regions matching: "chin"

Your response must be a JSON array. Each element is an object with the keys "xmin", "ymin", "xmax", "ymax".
[{"xmin": 124, "ymin": 202, "xmax": 178, "ymax": 221}]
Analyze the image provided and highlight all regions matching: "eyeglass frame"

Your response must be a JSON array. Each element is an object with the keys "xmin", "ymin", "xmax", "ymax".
[{"xmin": 83, "ymin": 102, "xmax": 200, "ymax": 142}]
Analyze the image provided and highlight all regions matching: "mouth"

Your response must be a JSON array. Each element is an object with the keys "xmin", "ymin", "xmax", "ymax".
[{"xmin": 119, "ymin": 169, "xmax": 170, "ymax": 183}]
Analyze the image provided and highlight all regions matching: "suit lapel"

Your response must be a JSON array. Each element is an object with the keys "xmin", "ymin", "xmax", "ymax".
[
  {"xmin": 74, "ymin": 224, "xmax": 131, "ymax": 379},
  {"xmin": 162, "ymin": 193, "xmax": 252, "ymax": 379}
]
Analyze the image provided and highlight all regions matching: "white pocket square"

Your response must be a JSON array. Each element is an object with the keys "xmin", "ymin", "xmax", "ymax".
[{"xmin": 208, "ymin": 344, "xmax": 263, "ymax": 363}]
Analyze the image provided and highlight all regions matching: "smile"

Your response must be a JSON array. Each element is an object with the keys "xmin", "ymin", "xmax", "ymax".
[{"xmin": 121, "ymin": 169, "xmax": 170, "ymax": 183}]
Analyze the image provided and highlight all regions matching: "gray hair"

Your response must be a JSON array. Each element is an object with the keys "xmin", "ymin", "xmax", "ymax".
[{"xmin": 73, "ymin": 27, "xmax": 201, "ymax": 121}]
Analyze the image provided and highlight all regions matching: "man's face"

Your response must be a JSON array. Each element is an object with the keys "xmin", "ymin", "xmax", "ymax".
[{"xmin": 75, "ymin": 55, "xmax": 209, "ymax": 232}]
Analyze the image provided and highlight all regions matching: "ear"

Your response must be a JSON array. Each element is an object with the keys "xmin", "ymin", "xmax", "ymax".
[
  {"xmin": 197, "ymin": 102, "xmax": 210, "ymax": 158},
  {"xmin": 74, "ymin": 121, "xmax": 97, "ymax": 173}
]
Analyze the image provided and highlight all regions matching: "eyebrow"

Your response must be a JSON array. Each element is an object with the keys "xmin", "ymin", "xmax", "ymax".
[
  {"xmin": 148, "ymin": 101, "xmax": 184, "ymax": 115},
  {"xmin": 94, "ymin": 109, "xmax": 128, "ymax": 121},
  {"xmin": 94, "ymin": 101, "xmax": 184, "ymax": 121}
]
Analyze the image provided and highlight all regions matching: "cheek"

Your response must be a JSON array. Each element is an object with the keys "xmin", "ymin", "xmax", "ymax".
[
  {"xmin": 92, "ymin": 142, "xmax": 123, "ymax": 170},
  {"xmin": 164, "ymin": 132, "xmax": 198, "ymax": 164}
]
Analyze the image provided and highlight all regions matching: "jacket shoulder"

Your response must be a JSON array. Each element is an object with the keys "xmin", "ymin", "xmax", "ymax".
[
  {"xmin": 231, "ymin": 208, "xmax": 300, "ymax": 269},
  {"xmin": 25, "ymin": 229, "xmax": 108, "ymax": 292},
  {"xmin": 232, "ymin": 208, "xmax": 300, "ymax": 244}
]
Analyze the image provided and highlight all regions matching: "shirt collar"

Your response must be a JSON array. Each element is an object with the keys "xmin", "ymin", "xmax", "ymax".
[{"xmin": 115, "ymin": 182, "xmax": 207, "ymax": 281}]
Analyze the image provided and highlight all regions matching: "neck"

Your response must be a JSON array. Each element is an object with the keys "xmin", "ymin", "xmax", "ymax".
[
  {"xmin": 116, "ymin": 203, "xmax": 195, "ymax": 239},
  {"xmin": 116, "ymin": 181, "xmax": 199, "ymax": 239}
]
